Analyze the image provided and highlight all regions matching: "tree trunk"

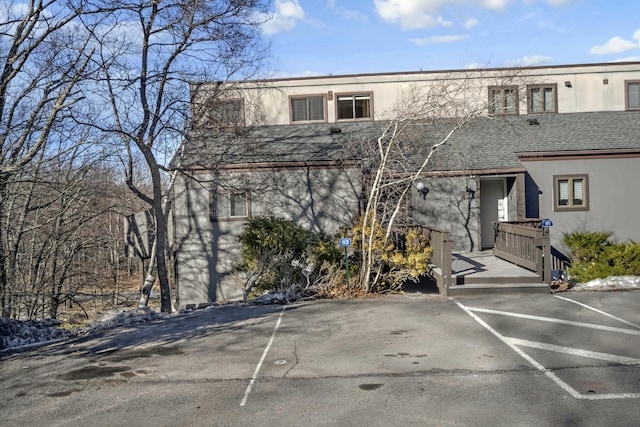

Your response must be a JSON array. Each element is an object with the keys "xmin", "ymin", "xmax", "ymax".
[
  {"xmin": 154, "ymin": 208, "xmax": 172, "ymax": 313},
  {"xmin": 137, "ymin": 203, "xmax": 172, "ymax": 313},
  {"xmin": 135, "ymin": 144, "xmax": 173, "ymax": 313},
  {"xmin": 0, "ymin": 179, "xmax": 9, "ymax": 317}
]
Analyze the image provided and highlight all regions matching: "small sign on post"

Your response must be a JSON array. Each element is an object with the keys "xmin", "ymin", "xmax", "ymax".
[
  {"xmin": 339, "ymin": 238, "xmax": 351, "ymax": 288},
  {"xmin": 542, "ymin": 219, "xmax": 553, "ymax": 227}
]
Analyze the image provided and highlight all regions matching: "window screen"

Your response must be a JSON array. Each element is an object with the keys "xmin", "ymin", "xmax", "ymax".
[
  {"xmin": 627, "ymin": 81, "xmax": 640, "ymax": 109},
  {"xmin": 291, "ymin": 96, "xmax": 325, "ymax": 121}
]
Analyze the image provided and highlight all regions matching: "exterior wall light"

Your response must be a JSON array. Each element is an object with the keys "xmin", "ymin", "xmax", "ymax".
[
  {"xmin": 466, "ymin": 186, "xmax": 476, "ymax": 199},
  {"xmin": 416, "ymin": 180, "xmax": 429, "ymax": 199}
]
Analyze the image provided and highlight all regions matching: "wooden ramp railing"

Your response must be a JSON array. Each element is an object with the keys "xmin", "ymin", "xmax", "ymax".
[
  {"xmin": 493, "ymin": 220, "xmax": 551, "ymax": 284},
  {"xmin": 395, "ymin": 225, "xmax": 452, "ymax": 296}
]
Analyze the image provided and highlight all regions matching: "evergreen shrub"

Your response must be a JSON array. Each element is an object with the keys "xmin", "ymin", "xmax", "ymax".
[{"xmin": 563, "ymin": 231, "xmax": 640, "ymax": 282}]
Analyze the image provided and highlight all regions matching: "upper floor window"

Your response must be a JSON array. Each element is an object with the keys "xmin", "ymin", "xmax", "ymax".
[
  {"xmin": 626, "ymin": 80, "xmax": 640, "ymax": 110},
  {"xmin": 200, "ymin": 98, "xmax": 244, "ymax": 128},
  {"xmin": 210, "ymin": 190, "xmax": 249, "ymax": 221},
  {"xmin": 290, "ymin": 95, "xmax": 326, "ymax": 122},
  {"xmin": 527, "ymin": 84, "xmax": 557, "ymax": 113},
  {"xmin": 337, "ymin": 93, "xmax": 372, "ymax": 120},
  {"xmin": 488, "ymin": 86, "xmax": 518, "ymax": 115},
  {"xmin": 554, "ymin": 175, "xmax": 589, "ymax": 212}
]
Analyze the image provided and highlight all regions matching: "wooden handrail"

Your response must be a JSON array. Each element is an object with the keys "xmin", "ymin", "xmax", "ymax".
[
  {"xmin": 493, "ymin": 221, "xmax": 551, "ymax": 284},
  {"xmin": 394, "ymin": 225, "xmax": 452, "ymax": 295}
]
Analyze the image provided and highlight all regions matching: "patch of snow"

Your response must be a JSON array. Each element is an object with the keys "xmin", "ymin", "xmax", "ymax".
[
  {"xmin": 572, "ymin": 276, "xmax": 640, "ymax": 291},
  {"xmin": 0, "ymin": 317, "xmax": 72, "ymax": 351},
  {"xmin": 1, "ymin": 307, "xmax": 172, "ymax": 353},
  {"xmin": 253, "ymin": 291, "xmax": 286, "ymax": 304},
  {"xmin": 86, "ymin": 307, "xmax": 170, "ymax": 331}
]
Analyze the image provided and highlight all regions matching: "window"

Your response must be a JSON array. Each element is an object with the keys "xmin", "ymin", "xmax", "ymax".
[
  {"xmin": 527, "ymin": 84, "xmax": 557, "ymax": 113},
  {"xmin": 554, "ymin": 175, "xmax": 589, "ymax": 211},
  {"xmin": 210, "ymin": 190, "xmax": 249, "ymax": 220},
  {"xmin": 337, "ymin": 93, "xmax": 372, "ymax": 120},
  {"xmin": 290, "ymin": 95, "xmax": 326, "ymax": 122},
  {"xmin": 200, "ymin": 98, "xmax": 244, "ymax": 128},
  {"xmin": 488, "ymin": 86, "xmax": 518, "ymax": 115},
  {"xmin": 626, "ymin": 80, "xmax": 640, "ymax": 110}
]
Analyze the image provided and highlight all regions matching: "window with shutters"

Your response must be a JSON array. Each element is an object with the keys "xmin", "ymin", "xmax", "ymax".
[
  {"xmin": 554, "ymin": 175, "xmax": 589, "ymax": 211},
  {"xmin": 625, "ymin": 80, "xmax": 640, "ymax": 110},
  {"xmin": 527, "ymin": 84, "xmax": 557, "ymax": 113},
  {"xmin": 290, "ymin": 95, "xmax": 326, "ymax": 122}
]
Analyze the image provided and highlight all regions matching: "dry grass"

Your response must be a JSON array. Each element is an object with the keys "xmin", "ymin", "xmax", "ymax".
[{"xmin": 56, "ymin": 274, "xmax": 162, "ymax": 325}]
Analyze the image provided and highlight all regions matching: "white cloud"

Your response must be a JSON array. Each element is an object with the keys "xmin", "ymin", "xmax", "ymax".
[
  {"xmin": 374, "ymin": 0, "xmax": 511, "ymax": 30},
  {"xmin": 462, "ymin": 18, "xmax": 479, "ymax": 29},
  {"xmin": 516, "ymin": 11, "xmax": 540, "ymax": 23},
  {"xmin": 327, "ymin": 0, "xmax": 368, "ymax": 22},
  {"xmin": 334, "ymin": 7, "xmax": 369, "ymax": 22},
  {"xmin": 374, "ymin": 0, "xmax": 455, "ymax": 29},
  {"xmin": 374, "ymin": 0, "xmax": 576, "ymax": 30},
  {"xmin": 410, "ymin": 34, "xmax": 468, "ymax": 45},
  {"xmin": 481, "ymin": 0, "xmax": 511, "ymax": 9},
  {"xmin": 260, "ymin": 0, "xmax": 305, "ymax": 35},
  {"xmin": 590, "ymin": 30, "xmax": 640, "ymax": 55},
  {"xmin": 538, "ymin": 21, "xmax": 569, "ymax": 34},
  {"xmin": 464, "ymin": 62, "xmax": 494, "ymax": 69},
  {"xmin": 504, "ymin": 55, "xmax": 553, "ymax": 67},
  {"xmin": 610, "ymin": 56, "xmax": 640, "ymax": 63}
]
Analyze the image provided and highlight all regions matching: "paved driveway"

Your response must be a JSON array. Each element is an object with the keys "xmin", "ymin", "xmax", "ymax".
[{"xmin": 1, "ymin": 291, "xmax": 639, "ymax": 426}]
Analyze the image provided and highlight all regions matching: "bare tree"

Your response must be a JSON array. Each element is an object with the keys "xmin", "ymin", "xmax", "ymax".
[
  {"xmin": 1, "ymin": 125, "xmax": 129, "ymax": 320},
  {"xmin": 0, "ymin": 0, "xmax": 103, "ymax": 317},
  {"xmin": 353, "ymin": 69, "xmax": 530, "ymax": 291},
  {"xmin": 81, "ymin": 0, "xmax": 269, "ymax": 312}
]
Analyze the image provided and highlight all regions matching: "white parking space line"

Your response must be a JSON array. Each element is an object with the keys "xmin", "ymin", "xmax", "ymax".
[
  {"xmin": 466, "ymin": 306, "xmax": 640, "ymax": 336},
  {"xmin": 456, "ymin": 301, "xmax": 583, "ymax": 399},
  {"xmin": 553, "ymin": 295, "xmax": 640, "ymax": 329},
  {"xmin": 240, "ymin": 306, "xmax": 287, "ymax": 407},
  {"xmin": 505, "ymin": 337, "xmax": 640, "ymax": 365},
  {"xmin": 456, "ymin": 301, "xmax": 640, "ymax": 400}
]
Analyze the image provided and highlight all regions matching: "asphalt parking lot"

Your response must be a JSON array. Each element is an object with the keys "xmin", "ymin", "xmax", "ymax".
[{"xmin": 1, "ymin": 290, "xmax": 639, "ymax": 426}]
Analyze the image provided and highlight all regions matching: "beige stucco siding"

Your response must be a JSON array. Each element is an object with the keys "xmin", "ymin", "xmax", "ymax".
[{"xmin": 193, "ymin": 63, "xmax": 640, "ymax": 126}]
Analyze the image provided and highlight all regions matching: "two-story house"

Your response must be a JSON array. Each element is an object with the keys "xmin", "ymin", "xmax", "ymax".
[{"xmin": 172, "ymin": 62, "xmax": 640, "ymax": 306}]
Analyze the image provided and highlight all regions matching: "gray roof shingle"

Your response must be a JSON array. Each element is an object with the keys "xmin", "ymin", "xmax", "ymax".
[{"xmin": 176, "ymin": 111, "xmax": 640, "ymax": 173}]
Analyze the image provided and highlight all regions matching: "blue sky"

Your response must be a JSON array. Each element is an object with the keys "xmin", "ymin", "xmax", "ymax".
[{"xmin": 259, "ymin": 0, "xmax": 640, "ymax": 77}]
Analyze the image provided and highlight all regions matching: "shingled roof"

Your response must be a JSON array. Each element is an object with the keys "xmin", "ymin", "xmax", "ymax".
[
  {"xmin": 175, "ymin": 111, "xmax": 640, "ymax": 173},
  {"xmin": 175, "ymin": 121, "xmax": 384, "ymax": 169}
]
